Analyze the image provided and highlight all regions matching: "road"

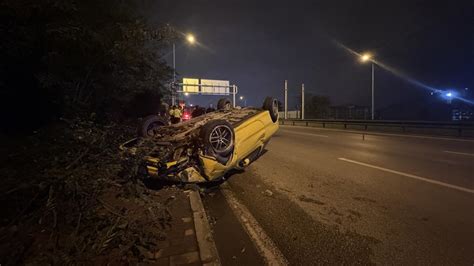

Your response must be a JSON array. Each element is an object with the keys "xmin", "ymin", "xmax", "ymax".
[{"xmin": 204, "ymin": 125, "xmax": 474, "ymax": 265}]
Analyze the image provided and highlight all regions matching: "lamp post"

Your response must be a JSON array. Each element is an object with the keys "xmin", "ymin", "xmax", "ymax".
[
  {"xmin": 172, "ymin": 33, "xmax": 196, "ymax": 105},
  {"xmin": 239, "ymin": 96, "xmax": 247, "ymax": 107},
  {"xmin": 301, "ymin": 83, "xmax": 305, "ymax": 120},
  {"xmin": 361, "ymin": 53, "xmax": 375, "ymax": 120}
]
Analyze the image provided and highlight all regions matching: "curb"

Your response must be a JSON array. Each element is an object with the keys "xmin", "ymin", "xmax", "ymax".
[{"xmin": 188, "ymin": 190, "xmax": 221, "ymax": 265}]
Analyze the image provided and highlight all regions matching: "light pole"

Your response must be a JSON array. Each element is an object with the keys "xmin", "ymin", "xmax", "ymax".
[
  {"xmin": 361, "ymin": 53, "xmax": 375, "ymax": 120},
  {"xmin": 284, "ymin": 80, "xmax": 288, "ymax": 119},
  {"xmin": 172, "ymin": 33, "xmax": 196, "ymax": 105},
  {"xmin": 301, "ymin": 83, "xmax": 305, "ymax": 120},
  {"xmin": 239, "ymin": 96, "xmax": 247, "ymax": 107}
]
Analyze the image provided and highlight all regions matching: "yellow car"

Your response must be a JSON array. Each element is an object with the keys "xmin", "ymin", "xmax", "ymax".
[{"xmin": 121, "ymin": 97, "xmax": 279, "ymax": 183}]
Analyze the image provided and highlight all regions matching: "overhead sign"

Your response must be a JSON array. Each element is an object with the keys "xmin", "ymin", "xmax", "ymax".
[
  {"xmin": 182, "ymin": 78, "xmax": 199, "ymax": 93},
  {"xmin": 182, "ymin": 78, "xmax": 230, "ymax": 95},
  {"xmin": 200, "ymin": 79, "xmax": 230, "ymax": 95}
]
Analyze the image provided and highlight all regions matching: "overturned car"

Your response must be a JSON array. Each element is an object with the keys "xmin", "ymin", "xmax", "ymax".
[{"xmin": 120, "ymin": 97, "xmax": 279, "ymax": 183}]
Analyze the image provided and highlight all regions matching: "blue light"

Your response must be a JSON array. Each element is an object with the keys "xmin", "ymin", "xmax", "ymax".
[{"xmin": 446, "ymin": 92, "xmax": 453, "ymax": 97}]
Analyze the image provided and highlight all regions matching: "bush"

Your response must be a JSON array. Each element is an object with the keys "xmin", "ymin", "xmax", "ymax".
[{"xmin": 0, "ymin": 0, "xmax": 174, "ymax": 133}]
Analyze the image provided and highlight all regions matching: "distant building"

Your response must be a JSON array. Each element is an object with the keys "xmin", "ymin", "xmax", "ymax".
[
  {"xmin": 450, "ymin": 88, "xmax": 473, "ymax": 121},
  {"xmin": 452, "ymin": 108, "xmax": 473, "ymax": 121}
]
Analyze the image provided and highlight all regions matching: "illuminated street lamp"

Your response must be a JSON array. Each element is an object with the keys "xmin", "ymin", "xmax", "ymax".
[
  {"xmin": 173, "ymin": 33, "xmax": 197, "ymax": 81},
  {"xmin": 239, "ymin": 96, "xmax": 247, "ymax": 107},
  {"xmin": 445, "ymin": 91, "xmax": 455, "ymax": 104},
  {"xmin": 186, "ymin": 34, "xmax": 196, "ymax": 44},
  {"xmin": 361, "ymin": 53, "xmax": 372, "ymax": 62},
  {"xmin": 360, "ymin": 52, "xmax": 375, "ymax": 120},
  {"xmin": 172, "ymin": 33, "xmax": 197, "ymax": 105}
]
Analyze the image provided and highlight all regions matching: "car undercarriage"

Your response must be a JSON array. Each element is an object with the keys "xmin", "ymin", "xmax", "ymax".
[{"xmin": 121, "ymin": 100, "xmax": 279, "ymax": 183}]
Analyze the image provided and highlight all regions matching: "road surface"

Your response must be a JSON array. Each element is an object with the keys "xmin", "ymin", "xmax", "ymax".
[{"xmin": 204, "ymin": 125, "xmax": 474, "ymax": 265}]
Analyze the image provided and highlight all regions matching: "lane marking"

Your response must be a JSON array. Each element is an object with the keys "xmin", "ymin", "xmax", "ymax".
[
  {"xmin": 444, "ymin": 150, "xmax": 474, "ymax": 157},
  {"xmin": 221, "ymin": 184, "xmax": 288, "ymax": 265},
  {"xmin": 338, "ymin": 157, "xmax": 474, "ymax": 194},
  {"xmin": 280, "ymin": 125, "xmax": 474, "ymax": 143},
  {"xmin": 279, "ymin": 129, "xmax": 329, "ymax": 138}
]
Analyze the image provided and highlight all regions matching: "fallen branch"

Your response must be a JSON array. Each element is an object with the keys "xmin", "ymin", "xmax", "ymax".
[
  {"xmin": 97, "ymin": 198, "xmax": 126, "ymax": 219},
  {"xmin": 66, "ymin": 148, "xmax": 90, "ymax": 170}
]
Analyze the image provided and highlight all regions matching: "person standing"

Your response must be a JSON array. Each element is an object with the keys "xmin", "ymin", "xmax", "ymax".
[
  {"xmin": 192, "ymin": 105, "xmax": 205, "ymax": 118},
  {"xmin": 169, "ymin": 105, "xmax": 182, "ymax": 124}
]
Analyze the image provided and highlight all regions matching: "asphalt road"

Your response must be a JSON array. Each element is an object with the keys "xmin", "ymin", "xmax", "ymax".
[{"xmin": 205, "ymin": 125, "xmax": 474, "ymax": 265}]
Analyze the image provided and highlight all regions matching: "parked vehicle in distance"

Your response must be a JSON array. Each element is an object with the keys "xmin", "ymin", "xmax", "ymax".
[{"xmin": 182, "ymin": 107, "xmax": 192, "ymax": 121}]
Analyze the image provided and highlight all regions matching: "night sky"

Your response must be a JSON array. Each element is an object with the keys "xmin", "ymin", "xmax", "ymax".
[{"xmin": 151, "ymin": 1, "xmax": 473, "ymax": 111}]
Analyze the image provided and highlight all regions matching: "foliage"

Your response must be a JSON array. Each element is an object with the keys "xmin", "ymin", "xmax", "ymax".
[
  {"xmin": 0, "ymin": 2, "xmax": 185, "ymax": 263},
  {"xmin": 0, "ymin": 118, "xmax": 179, "ymax": 264},
  {"xmin": 277, "ymin": 100, "xmax": 284, "ymax": 111},
  {"xmin": 304, "ymin": 94, "xmax": 332, "ymax": 118},
  {"xmin": 0, "ymin": 0, "xmax": 175, "ymax": 129}
]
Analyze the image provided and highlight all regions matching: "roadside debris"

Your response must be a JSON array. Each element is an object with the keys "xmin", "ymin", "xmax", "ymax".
[
  {"xmin": 263, "ymin": 189, "xmax": 274, "ymax": 197},
  {"xmin": 298, "ymin": 195, "xmax": 325, "ymax": 205}
]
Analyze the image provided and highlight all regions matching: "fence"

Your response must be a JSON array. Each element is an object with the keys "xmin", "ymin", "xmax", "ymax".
[
  {"xmin": 278, "ymin": 111, "xmax": 300, "ymax": 119},
  {"xmin": 279, "ymin": 119, "xmax": 474, "ymax": 138}
]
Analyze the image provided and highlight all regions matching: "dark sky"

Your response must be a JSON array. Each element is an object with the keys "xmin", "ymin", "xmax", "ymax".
[{"xmin": 150, "ymin": 0, "xmax": 473, "ymax": 109}]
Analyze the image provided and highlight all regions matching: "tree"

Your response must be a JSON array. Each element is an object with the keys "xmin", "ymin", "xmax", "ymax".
[
  {"xmin": 304, "ymin": 94, "xmax": 331, "ymax": 119},
  {"xmin": 277, "ymin": 100, "xmax": 284, "ymax": 111},
  {"xmin": 0, "ymin": 0, "xmax": 175, "ymax": 132}
]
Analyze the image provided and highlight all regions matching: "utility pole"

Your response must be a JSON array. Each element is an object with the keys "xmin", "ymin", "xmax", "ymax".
[
  {"xmin": 232, "ymin": 85, "xmax": 237, "ymax": 108},
  {"xmin": 371, "ymin": 62, "xmax": 375, "ymax": 120},
  {"xmin": 301, "ymin": 83, "xmax": 305, "ymax": 120},
  {"xmin": 284, "ymin": 80, "xmax": 288, "ymax": 119},
  {"xmin": 172, "ymin": 43, "xmax": 176, "ymax": 106}
]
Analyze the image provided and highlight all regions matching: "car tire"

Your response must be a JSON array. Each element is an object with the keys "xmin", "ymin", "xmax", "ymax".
[
  {"xmin": 217, "ymin": 98, "xmax": 232, "ymax": 110},
  {"xmin": 201, "ymin": 120, "xmax": 234, "ymax": 156},
  {"xmin": 137, "ymin": 115, "xmax": 166, "ymax": 137},
  {"xmin": 262, "ymin": 97, "xmax": 279, "ymax": 123}
]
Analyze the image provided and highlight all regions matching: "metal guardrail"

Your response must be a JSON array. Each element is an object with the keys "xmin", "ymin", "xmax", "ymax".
[{"xmin": 279, "ymin": 119, "xmax": 474, "ymax": 138}]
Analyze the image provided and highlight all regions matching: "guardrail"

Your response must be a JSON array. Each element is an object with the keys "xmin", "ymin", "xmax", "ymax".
[{"xmin": 279, "ymin": 119, "xmax": 474, "ymax": 138}]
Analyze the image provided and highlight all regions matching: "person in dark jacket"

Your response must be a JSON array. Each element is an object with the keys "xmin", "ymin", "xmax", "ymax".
[{"xmin": 192, "ymin": 105, "xmax": 205, "ymax": 118}]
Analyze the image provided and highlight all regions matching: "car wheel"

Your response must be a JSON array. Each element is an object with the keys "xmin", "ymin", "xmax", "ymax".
[
  {"xmin": 262, "ymin": 97, "xmax": 279, "ymax": 123},
  {"xmin": 201, "ymin": 120, "xmax": 234, "ymax": 156},
  {"xmin": 217, "ymin": 98, "xmax": 232, "ymax": 110},
  {"xmin": 137, "ymin": 115, "xmax": 166, "ymax": 137}
]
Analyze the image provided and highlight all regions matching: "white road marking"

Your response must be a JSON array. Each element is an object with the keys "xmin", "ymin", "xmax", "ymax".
[
  {"xmin": 444, "ymin": 150, "xmax": 474, "ymax": 157},
  {"xmin": 280, "ymin": 125, "xmax": 474, "ymax": 143},
  {"xmin": 280, "ymin": 129, "xmax": 329, "ymax": 138},
  {"xmin": 221, "ymin": 184, "xmax": 288, "ymax": 265},
  {"xmin": 338, "ymin": 157, "xmax": 474, "ymax": 194}
]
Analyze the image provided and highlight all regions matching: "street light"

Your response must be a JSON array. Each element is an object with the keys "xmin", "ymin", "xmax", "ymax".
[
  {"xmin": 186, "ymin": 34, "xmax": 196, "ymax": 44},
  {"xmin": 239, "ymin": 96, "xmax": 247, "ymax": 107},
  {"xmin": 360, "ymin": 52, "xmax": 375, "ymax": 120},
  {"xmin": 444, "ymin": 91, "xmax": 456, "ymax": 104},
  {"xmin": 361, "ymin": 53, "xmax": 372, "ymax": 62},
  {"xmin": 172, "ymin": 33, "xmax": 197, "ymax": 105},
  {"xmin": 173, "ymin": 33, "xmax": 197, "ymax": 81}
]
